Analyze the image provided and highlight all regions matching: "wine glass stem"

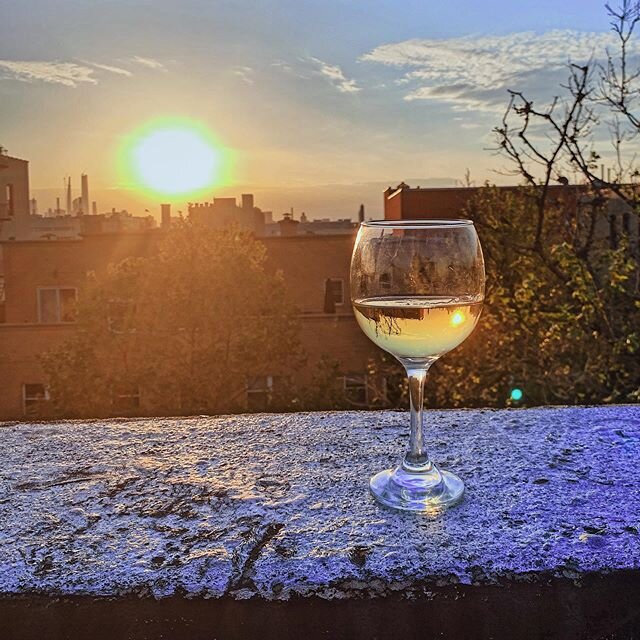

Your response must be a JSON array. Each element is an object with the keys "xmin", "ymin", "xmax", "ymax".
[{"xmin": 404, "ymin": 366, "xmax": 433, "ymax": 471}]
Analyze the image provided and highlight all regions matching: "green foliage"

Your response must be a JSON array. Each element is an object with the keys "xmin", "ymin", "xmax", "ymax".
[
  {"xmin": 298, "ymin": 356, "xmax": 349, "ymax": 411},
  {"xmin": 41, "ymin": 221, "xmax": 302, "ymax": 417},
  {"xmin": 426, "ymin": 186, "xmax": 640, "ymax": 407}
]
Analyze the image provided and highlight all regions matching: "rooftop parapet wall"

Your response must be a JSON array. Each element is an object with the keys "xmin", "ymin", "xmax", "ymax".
[{"xmin": 1, "ymin": 406, "xmax": 639, "ymax": 638}]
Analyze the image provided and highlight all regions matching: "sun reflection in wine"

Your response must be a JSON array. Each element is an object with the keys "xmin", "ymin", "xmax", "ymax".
[{"xmin": 451, "ymin": 311, "xmax": 465, "ymax": 326}]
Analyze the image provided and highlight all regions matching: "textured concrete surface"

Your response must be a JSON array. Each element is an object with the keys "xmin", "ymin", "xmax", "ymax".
[{"xmin": 0, "ymin": 406, "xmax": 639, "ymax": 601}]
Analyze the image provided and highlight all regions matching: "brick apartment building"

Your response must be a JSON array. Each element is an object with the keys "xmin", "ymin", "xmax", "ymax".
[
  {"xmin": 383, "ymin": 181, "xmax": 638, "ymax": 249},
  {"xmin": 0, "ymin": 229, "xmax": 376, "ymax": 419},
  {"xmin": 383, "ymin": 181, "xmax": 584, "ymax": 220},
  {"xmin": 0, "ymin": 154, "xmax": 30, "ymax": 239},
  {"xmin": 3, "ymin": 172, "xmax": 635, "ymax": 420}
]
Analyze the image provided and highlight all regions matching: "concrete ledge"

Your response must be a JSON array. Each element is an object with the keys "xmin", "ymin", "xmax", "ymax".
[{"xmin": 1, "ymin": 406, "xmax": 639, "ymax": 638}]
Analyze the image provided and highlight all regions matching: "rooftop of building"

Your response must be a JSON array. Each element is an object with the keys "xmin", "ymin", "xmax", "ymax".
[{"xmin": 0, "ymin": 152, "xmax": 28, "ymax": 164}]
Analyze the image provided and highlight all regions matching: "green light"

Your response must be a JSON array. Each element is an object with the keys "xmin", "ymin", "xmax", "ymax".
[
  {"xmin": 510, "ymin": 388, "xmax": 523, "ymax": 402},
  {"xmin": 118, "ymin": 117, "xmax": 233, "ymax": 198}
]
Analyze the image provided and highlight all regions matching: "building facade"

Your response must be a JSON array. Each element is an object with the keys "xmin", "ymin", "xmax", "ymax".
[
  {"xmin": 188, "ymin": 194, "xmax": 266, "ymax": 237},
  {"xmin": 0, "ymin": 229, "xmax": 379, "ymax": 419},
  {"xmin": 383, "ymin": 182, "xmax": 583, "ymax": 220},
  {"xmin": 383, "ymin": 181, "xmax": 639, "ymax": 250},
  {"xmin": 0, "ymin": 154, "xmax": 30, "ymax": 239}
]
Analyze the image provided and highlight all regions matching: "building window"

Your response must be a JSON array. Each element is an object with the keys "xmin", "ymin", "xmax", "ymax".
[
  {"xmin": 325, "ymin": 278, "xmax": 344, "ymax": 305},
  {"xmin": 247, "ymin": 375, "xmax": 273, "ymax": 412},
  {"xmin": 5, "ymin": 184, "xmax": 14, "ymax": 217},
  {"xmin": 113, "ymin": 385, "xmax": 141, "ymax": 411},
  {"xmin": 343, "ymin": 374, "xmax": 367, "ymax": 406},
  {"xmin": 37, "ymin": 287, "xmax": 77, "ymax": 323},
  {"xmin": 23, "ymin": 383, "xmax": 50, "ymax": 417}
]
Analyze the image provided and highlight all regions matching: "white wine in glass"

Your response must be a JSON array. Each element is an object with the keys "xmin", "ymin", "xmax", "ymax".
[
  {"xmin": 353, "ymin": 295, "xmax": 482, "ymax": 359},
  {"xmin": 350, "ymin": 220, "xmax": 485, "ymax": 513}
]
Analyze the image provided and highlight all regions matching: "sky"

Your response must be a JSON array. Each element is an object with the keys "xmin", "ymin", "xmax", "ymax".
[{"xmin": 0, "ymin": 0, "xmax": 633, "ymax": 219}]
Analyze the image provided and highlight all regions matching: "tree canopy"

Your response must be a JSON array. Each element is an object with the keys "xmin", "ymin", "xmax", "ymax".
[{"xmin": 42, "ymin": 222, "xmax": 301, "ymax": 417}]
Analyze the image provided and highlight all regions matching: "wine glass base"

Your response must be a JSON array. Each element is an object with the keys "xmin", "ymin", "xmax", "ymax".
[{"xmin": 369, "ymin": 464, "xmax": 464, "ymax": 514}]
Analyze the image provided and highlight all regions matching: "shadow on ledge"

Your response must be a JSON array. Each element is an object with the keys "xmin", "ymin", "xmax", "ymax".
[{"xmin": 2, "ymin": 572, "xmax": 640, "ymax": 640}]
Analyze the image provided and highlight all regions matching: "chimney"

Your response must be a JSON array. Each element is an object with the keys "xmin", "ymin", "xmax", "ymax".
[
  {"xmin": 66, "ymin": 177, "xmax": 72, "ymax": 216},
  {"xmin": 358, "ymin": 204, "xmax": 365, "ymax": 223},
  {"xmin": 161, "ymin": 203, "xmax": 171, "ymax": 229},
  {"xmin": 56, "ymin": 197, "xmax": 61, "ymax": 216},
  {"xmin": 92, "ymin": 201, "xmax": 97, "ymax": 215},
  {"xmin": 81, "ymin": 173, "xmax": 89, "ymax": 215},
  {"xmin": 241, "ymin": 193, "xmax": 254, "ymax": 210}
]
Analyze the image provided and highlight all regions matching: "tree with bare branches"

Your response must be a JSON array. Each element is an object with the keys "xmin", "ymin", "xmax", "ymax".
[{"xmin": 430, "ymin": 2, "xmax": 640, "ymax": 406}]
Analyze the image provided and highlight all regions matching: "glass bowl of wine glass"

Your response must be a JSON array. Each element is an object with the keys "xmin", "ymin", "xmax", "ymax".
[{"xmin": 350, "ymin": 219, "xmax": 485, "ymax": 513}]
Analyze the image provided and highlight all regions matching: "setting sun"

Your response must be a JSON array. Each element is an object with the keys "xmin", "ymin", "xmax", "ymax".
[{"xmin": 121, "ymin": 120, "xmax": 228, "ymax": 197}]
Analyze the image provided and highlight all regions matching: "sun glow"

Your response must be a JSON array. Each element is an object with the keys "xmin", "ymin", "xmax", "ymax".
[{"xmin": 120, "ymin": 119, "xmax": 230, "ymax": 197}]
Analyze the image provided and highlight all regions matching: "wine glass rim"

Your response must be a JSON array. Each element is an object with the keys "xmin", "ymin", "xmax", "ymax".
[{"xmin": 361, "ymin": 219, "xmax": 474, "ymax": 229}]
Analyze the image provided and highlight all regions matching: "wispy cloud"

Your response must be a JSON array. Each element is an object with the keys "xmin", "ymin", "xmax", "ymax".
[
  {"xmin": 233, "ymin": 65, "xmax": 254, "ymax": 84},
  {"xmin": 361, "ymin": 30, "xmax": 640, "ymax": 111},
  {"xmin": 0, "ymin": 60, "xmax": 97, "ymax": 87},
  {"xmin": 88, "ymin": 61, "xmax": 133, "ymax": 77},
  {"xmin": 271, "ymin": 60, "xmax": 294, "ymax": 74},
  {"xmin": 309, "ymin": 57, "xmax": 361, "ymax": 94},
  {"xmin": 130, "ymin": 56, "xmax": 166, "ymax": 71}
]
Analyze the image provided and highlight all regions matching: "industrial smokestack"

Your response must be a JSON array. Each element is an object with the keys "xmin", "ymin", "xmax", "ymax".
[
  {"xmin": 358, "ymin": 204, "xmax": 365, "ymax": 223},
  {"xmin": 92, "ymin": 201, "xmax": 97, "ymax": 215},
  {"xmin": 161, "ymin": 203, "xmax": 171, "ymax": 229},
  {"xmin": 81, "ymin": 174, "xmax": 89, "ymax": 215},
  {"xmin": 66, "ymin": 177, "xmax": 72, "ymax": 216},
  {"xmin": 56, "ymin": 197, "xmax": 60, "ymax": 215}
]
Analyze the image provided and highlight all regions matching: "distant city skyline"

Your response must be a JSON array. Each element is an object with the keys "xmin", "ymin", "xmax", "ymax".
[
  {"xmin": 1, "ymin": 0, "xmax": 632, "ymax": 219},
  {"xmin": 28, "ymin": 177, "xmax": 459, "ymax": 221}
]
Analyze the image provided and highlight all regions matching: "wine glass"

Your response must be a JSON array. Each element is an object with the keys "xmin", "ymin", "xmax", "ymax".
[{"xmin": 350, "ymin": 219, "xmax": 485, "ymax": 513}]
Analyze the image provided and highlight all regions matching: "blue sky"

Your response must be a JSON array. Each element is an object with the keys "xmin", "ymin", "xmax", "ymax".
[{"xmin": 0, "ymin": 0, "xmax": 633, "ymax": 216}]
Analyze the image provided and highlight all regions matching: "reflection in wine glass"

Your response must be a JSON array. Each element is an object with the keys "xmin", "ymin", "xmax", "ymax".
[{"xmin": 350, "ymin": 220, "xmax": 485, "ymax": 513}]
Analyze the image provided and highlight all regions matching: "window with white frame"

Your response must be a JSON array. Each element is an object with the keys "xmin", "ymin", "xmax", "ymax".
[
  {"xmin": 324, "ymin": 278, "xmax": 344, "ymax": 305},
  {"xmin": 246, "ymin": 375, "xmax": 273, "ymax": 412},
  {"xmin": 343, "ymin": 373, "xmax": 367, "ymax": 406},
  {"xmin": 37, "ymin": 287, "xmax": 77, "ymax": 323},
  {"xmin": 23, "ymin": 383, "xmax": 50, "ymax": 416},
  {"xmin": 5, "ymin": 184, "xmax": 14, "ymax": 217}
]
